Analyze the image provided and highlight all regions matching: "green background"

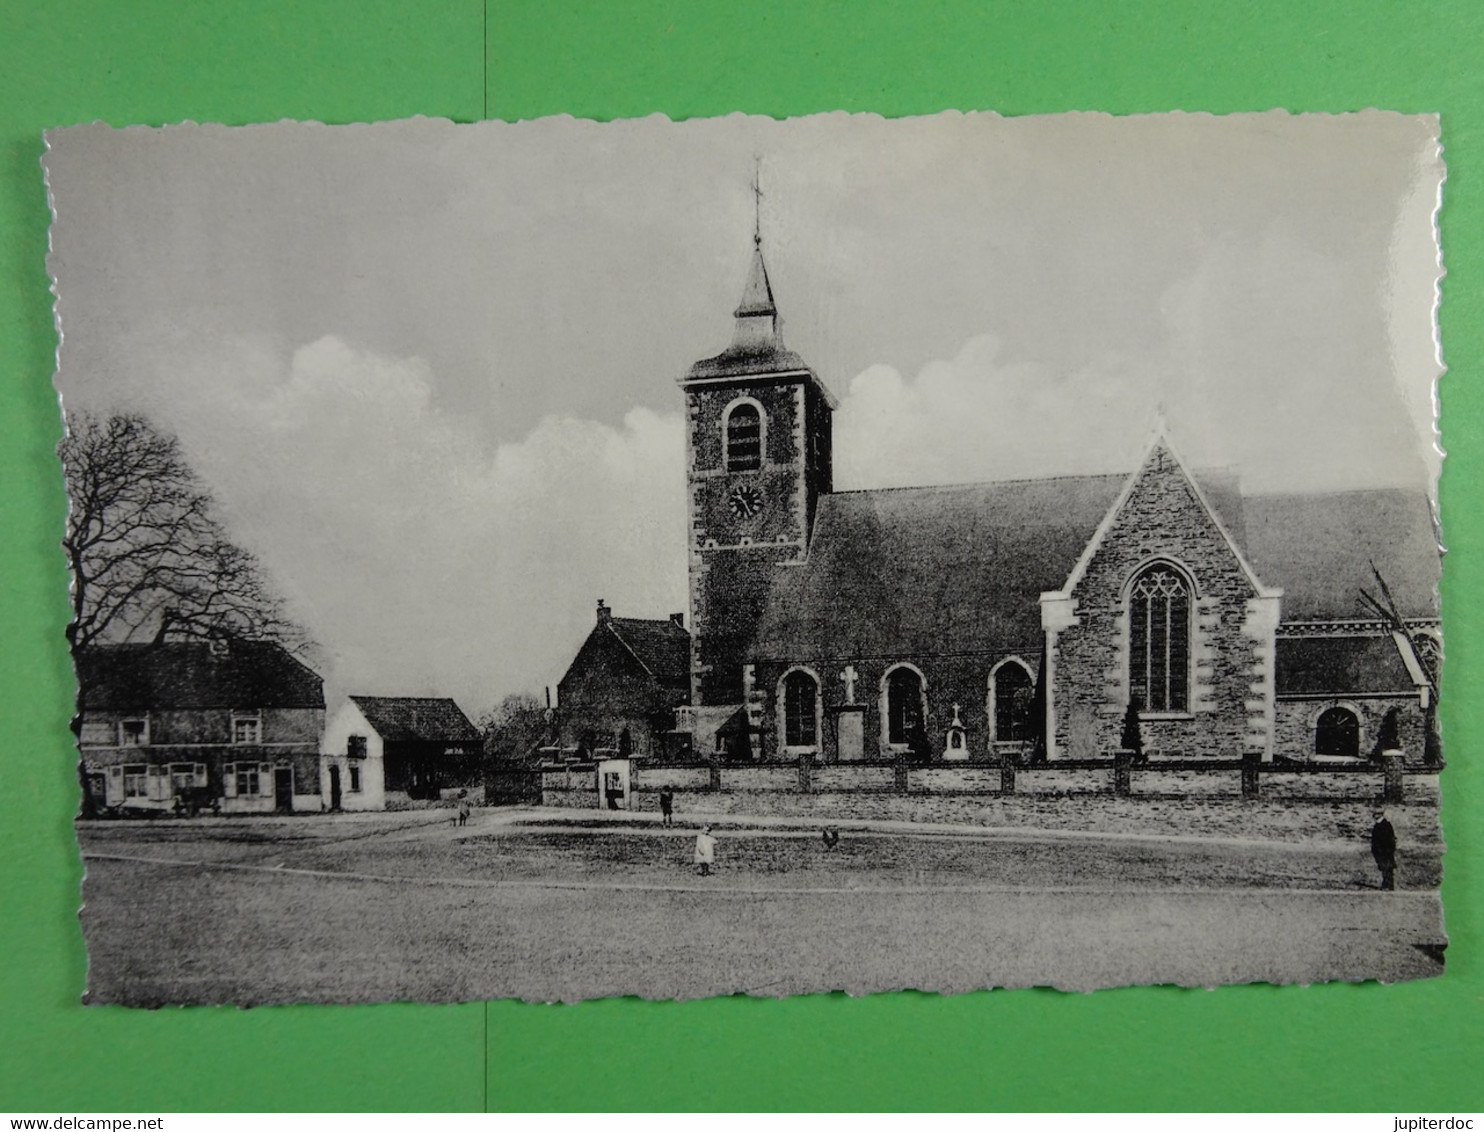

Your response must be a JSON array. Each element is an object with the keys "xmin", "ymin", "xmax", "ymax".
[{"xmin": 2, "ymin": 1, "xmax": 1482, "ymax": 1112}]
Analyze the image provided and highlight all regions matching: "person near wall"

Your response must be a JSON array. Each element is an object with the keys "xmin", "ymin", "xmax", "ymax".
[
  {"xmin": 1370, "ymin": 808, "xmax": 1398, "ymax": 891},
  {"xmin": 694, "ymin": 824, "xmax": 717, "ymax": 877},
  {"xmin": 659, "ymin": 787, "xmax": 674, "ymax": 827}
]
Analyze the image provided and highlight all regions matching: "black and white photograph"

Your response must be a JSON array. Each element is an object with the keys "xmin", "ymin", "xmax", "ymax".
[{"xmin": 45, "ymin": 110, "xmax": 1447, "ymax": 1005}]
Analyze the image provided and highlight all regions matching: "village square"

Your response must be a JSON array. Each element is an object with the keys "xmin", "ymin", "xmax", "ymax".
[{"xmin": 67, "ymin": 219, "xmax": 1448, "ymax": 1003}]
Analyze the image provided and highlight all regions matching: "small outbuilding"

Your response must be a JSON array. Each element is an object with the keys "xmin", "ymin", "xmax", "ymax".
[{"xmin": 320, "ymin": 695, "xmax": 483, "ymax": 810}]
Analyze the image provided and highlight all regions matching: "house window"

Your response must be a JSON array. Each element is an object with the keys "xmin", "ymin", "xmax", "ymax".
[
  {"xmin": 232, "ymin": 713, "xmax": 262, "ymax": 745},
  {"xmin": 234, "ymin": 763, "xmax": 262, "ymax": 796},
  {"xmin": 782, "ymin": 669, "xmax": 820, "ymax": 749},
  {"xmin": 992, "ymin": 660, "xmax": 1036, "ymax": 742},
  {"xmin": 122, "ymin": 764, "xmax": 149, "ymax": 798},
  {"xmin": 170, "ymin": 763, "xmax": 204, "ymax": 793},
  {"xmin": 1128, "ymin": 564, "xmax": 1191, "ymax": 713},
  {"xmin": 724, "ymin": 402, "xmax": 762, "ymax": 472},
  {"xmin": 885, "ymin": 666, "xmax": 926, "ymax": 747},
  {"xmin": 1315, "ymin": 707, "xmax": 1360, "ymax": 759},
  {"xmin": 348, "ymin": 734, "xmax": 367, "ymax": 758},
  {"xmin": 119, "ymin": 718, "xmax": 149, "ymax": 746},
  {"xmin": 348, "ymin": 764, "xmax": 362, "ymax": 793}
]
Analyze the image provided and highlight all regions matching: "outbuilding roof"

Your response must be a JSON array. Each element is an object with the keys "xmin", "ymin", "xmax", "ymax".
[
  {"xmin": 349, "ymin": 696, "xmax": 481, "ymax": 743},
  {"xmin": 76, "ymin": 638, "xmax": 324, "ymax": 712}
]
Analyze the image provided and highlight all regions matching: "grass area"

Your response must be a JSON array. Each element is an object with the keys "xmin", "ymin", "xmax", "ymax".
[{"xmin": 75, "ymin": 810, "xmax": 1448, "ymax": 1005}]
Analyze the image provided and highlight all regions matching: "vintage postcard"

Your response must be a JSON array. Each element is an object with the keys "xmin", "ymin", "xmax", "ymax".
[{"xmin": 45, "ymin": 110, "xmax": 1446, "ymax": 1004}]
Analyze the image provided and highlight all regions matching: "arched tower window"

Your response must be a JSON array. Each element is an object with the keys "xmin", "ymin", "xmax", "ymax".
[
  {"xmin": 724, "ymin": 402, "xmax": 763, "ymax": 472},
  {"xmin": 991, "ymin": 660, "xmax": 1036, "ymax": 742},
  {"xmin": 1315, "ymin": 706, "xmax": 1360, "ymax": 759},
  {"xmin": 1128, "ymin": 563, "xmax": 1192, "ymax": 713},
  {"xmin": 781, "ymin": 669, "xmax": 820, "ymax": 749},
  {"xmin": 884, "ymin": 666, "xmax": 926, "ymax": 747}
]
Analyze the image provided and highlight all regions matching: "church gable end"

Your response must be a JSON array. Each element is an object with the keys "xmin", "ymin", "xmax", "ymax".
[{"xmin": 1046, "ymin": 440, "xmax": 1281, "ymax": 760}]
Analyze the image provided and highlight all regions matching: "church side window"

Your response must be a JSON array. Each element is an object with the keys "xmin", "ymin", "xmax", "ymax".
[
  {"xmin": 782, "ymin": 669, "xmax": 819, "ymax": 749},
  {"xmin": 885, "ymin": 666, "xmax": 926, "ymax": 747},
  {"xmin": 1128, "ymin": 564, "xmax": 1191, "ymax": 713},
  {"xmin": 992, "ymin": 660, "xmax": 1036, "ymax": 742},
  {"xmin": 1315, "ymin": 706, "xmax": 1360, "ymax": 759},
  {"xmin": 725, "ymin": 402, "xmax": 762, "ymax": 472}
]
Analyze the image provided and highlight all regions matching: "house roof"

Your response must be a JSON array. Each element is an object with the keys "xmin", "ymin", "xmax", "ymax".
[
  {"xmin": 606, "ymin": 617, "xmax": 691, "ymax": 685},
  {"xmin": 349, "ymin": 696, "xmax": 480, "ymax": 743},
  {"xmin": 1275, "ymin": 635, "xmax": 1418, "ymax": 696},
  {"xmin": 752, "ymin": 475, "xmax": 1442, "ymax": 662},
  {"xmin": 76, "ymin": 639, "xmax": 324, "ymax": 712}
]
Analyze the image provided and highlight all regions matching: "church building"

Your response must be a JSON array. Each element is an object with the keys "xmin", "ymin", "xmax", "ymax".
[{"xmin": 564, "ymin": 233, "xmax": 1442, "ymax": 768}]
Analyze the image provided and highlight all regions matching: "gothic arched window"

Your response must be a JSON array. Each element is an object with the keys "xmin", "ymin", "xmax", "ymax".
[
  {"xmin": 1128, "ymin": 563, "xmax": 1191, "ymax": 714},
  {"xmin": 781, "ymin": 669, "xmax": 819, "ymax": 749},
  {"xmin": 725, "ymin": 402, "xmax": 762, "ymax": 472},
  {"xmin": 992, "ymin": 660, "xmax": 1036, "ymax": 742},
  {"xmin": 885, "ymin": 666, "xmax": 926, "ymax": 748},
  {"xmin": 1315, "ymin": 706, "xmax": 1360, "ymax": 759}
]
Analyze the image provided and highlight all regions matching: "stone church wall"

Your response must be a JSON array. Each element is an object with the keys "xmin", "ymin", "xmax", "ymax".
[
  {"xmin": 752, "ymin": 649, "xmax": 1040, "ymax": 762},
  {"xmin": 1050, "ymin": 448, "xmax": 1276, "ymax": 760},
  {"xmin": 1272, "ymin": 695, "xmax": 1427, "ymax": 763}
]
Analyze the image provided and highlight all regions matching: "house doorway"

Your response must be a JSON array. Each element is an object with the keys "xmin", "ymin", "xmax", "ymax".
[
  {"xmin": 329, "ymin": 764, "xmax": 342, "ymax": 810},
  {"xmin": 274, "ymin": 766, "xmax": 294, "ymax": 813}
]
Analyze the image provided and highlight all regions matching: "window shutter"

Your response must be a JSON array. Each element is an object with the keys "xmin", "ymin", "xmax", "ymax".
[
  {"xmin": 195, "ymin": 763, "xmax": 207, "ymax": 786},
  {"xmin": 224, "ymin": 764, "xmax": 237, "ymax": 797}
]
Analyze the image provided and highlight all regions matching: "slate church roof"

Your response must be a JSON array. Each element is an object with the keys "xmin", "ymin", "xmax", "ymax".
[
  {"xmin": 753, "ymin": 472, "xmax": 1441, "ymax": 663},
  {"xmin": 76, "ymin": 638, "xmax": 324, "ymax": 712},
  {"xmin": 349, "ymin": 696, "xmax": 480, "ymax": 743}
]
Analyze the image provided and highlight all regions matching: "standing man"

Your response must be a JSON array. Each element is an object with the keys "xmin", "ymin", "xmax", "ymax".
[
  {"xmin": 1370, "ymin": 808, "xmax": 1398, "ymax": 891},
  {"xmin": 658, "ymin": 787, "xmax": 674, "ymax": 827},
  {"xmin": 694, "ymin": 824, "xmax": 717, "ymax": 877}
]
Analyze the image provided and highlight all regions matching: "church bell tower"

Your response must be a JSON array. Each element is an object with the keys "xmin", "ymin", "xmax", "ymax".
[{"xmin": 680, "ymin": 216, "xmax": 836, "ymax": 707}]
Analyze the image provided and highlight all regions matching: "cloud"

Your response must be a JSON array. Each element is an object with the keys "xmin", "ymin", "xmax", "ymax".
[
  {"xmin": 150, "ymin": 335, "xmax": 687, "ymax": 716},
  {"xmin": 833, "ymin": 334, "xmax": 1161, "ymax": 490}
]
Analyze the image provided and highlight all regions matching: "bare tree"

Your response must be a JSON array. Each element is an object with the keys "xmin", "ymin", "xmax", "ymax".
[
  {"xmin": 479, "ymin": 692, "xmax": 551, "ymax": 765},
  {"xmin": 60, "ymin": 412, "xmax": 305, "ymax": 653}
]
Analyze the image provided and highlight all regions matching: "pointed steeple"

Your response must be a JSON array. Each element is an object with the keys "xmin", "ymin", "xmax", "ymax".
[
  {"xmin": 731, "ymin": 162, "xmax": 781, "ymax": 345},
  {"xmin": 734, "ymin": 243, "xmax": 777, "ymax": 319},
  {"xmin": 681, "ymin": 165, "xmax": 832, "ymax": 404}
]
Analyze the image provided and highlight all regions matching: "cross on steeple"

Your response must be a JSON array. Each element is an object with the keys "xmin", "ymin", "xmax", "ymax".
[{"xmin": 750, "ymin": 157, "xmax": 764, "ymax": 248}]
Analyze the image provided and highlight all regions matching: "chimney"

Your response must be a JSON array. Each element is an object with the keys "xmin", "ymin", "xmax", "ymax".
[
  {"xmin": 670, "ymin": 612, "xmax": 685, "ymax": 628},
  {"xmin": 596, "ymin": 599, "xmax": 611, "ymax": 624}
]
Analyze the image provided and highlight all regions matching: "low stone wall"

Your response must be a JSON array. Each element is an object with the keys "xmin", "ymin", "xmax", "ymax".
[
  {"xmin": 634, "ymin": 765, "xmax": 712, "ymax": 791},
  {"xmin": 721, "ymin": 765, "xmax": 798, "ymax": 792},
  {"xmin": 1131, "ymin": 768, "xmax": 1242, "ymax": 797},
  {"xmin": 1016, "ymin": 767, "xmax": 1111, "ymax": 794},
  {"xmin": 1258, "ymin": 770, "xmax": 1386, "ymax": 802},
  {"xmin": 534, "ymin": 759, "xmax": 1442, "ymax": 810},
  {"xmin": 815, "ymin": 764, "xmax": 895, "ymax": 791},
  {"xmin": 541, "ymin": 765, "xmax": 597, "ymax": 809},
  {"xmin": 913, "ymin": 766, "xmax": 1001, "ymax": 793}
]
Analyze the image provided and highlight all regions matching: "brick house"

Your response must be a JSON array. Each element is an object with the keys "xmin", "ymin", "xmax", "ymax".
[
  {"xmin": 75, "ymin": 637, "xmax": 325, "ymax": 815},
  {"xmin": 555, "ymin": 601, "xmax": 691, "ymax": 760},
  {"xmin": 559, "ymin": 238, "xmax": 1442, "ymax": 767},
  {"xmin": 319, "ymin": 695, "xmax": 483, "ymax": 810}
]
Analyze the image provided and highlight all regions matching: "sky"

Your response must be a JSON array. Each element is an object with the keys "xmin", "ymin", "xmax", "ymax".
[{"xmin": 43, "ymin": 110, "xmax": 1445, "ymax": 716}]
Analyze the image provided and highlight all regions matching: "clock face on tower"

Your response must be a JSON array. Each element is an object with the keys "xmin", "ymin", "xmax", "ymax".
[{"xmin": 727, "ymin": 484, "xmax": 764, "ymax": 520}]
